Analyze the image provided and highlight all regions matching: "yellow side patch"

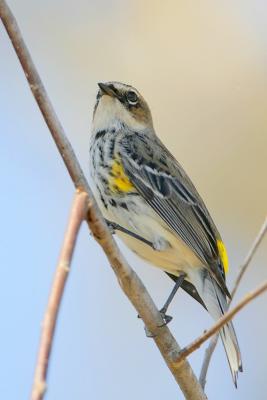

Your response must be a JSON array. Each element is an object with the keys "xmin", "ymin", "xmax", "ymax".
[
  {"xmin": 217, "ymin": 239, "xmax": 229, "ymax": 274},
  {"xmin": 109, "ymin": 159, "xmax": 135, "ymax": 193}
]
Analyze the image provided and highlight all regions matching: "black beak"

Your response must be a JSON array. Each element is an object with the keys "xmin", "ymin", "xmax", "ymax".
[{"xmin": 98, "ymin": 82, "xmax": 117, "ymax": 98}]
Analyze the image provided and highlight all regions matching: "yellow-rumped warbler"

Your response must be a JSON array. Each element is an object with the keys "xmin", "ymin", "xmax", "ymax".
[{"xmin": 89, "ymin": 81, "xmax": 242, "ymax": 384}]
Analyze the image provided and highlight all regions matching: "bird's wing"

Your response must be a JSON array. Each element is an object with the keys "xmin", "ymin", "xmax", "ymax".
[{"xmin": 120, "ymin": 132, "xmax": 230, "ymax": 297}]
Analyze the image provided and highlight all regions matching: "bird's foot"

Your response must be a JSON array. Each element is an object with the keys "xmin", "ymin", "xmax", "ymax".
[
  {"xmin": 137, "ymin": 309, "xmax": 172, "ymax": 336},
  {"xmin": 105, "ymin": 219, "xmax": 116, "ymax": 234},
  {"xmin": 144, "ymin": 326, "xmax": 156, "ymax": 338},
  {"xmin": 158, "ymin": 308, "xmax": 173, "ymax": 326},
  {"xmin": 137, "ymin": 315, "xmax": 157, "ymax": 338}
]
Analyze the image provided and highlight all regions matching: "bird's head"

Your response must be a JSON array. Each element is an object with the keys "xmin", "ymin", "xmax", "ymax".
[{"xmin": 92, "ymin": 82, "xmax": 153, "ymax": 132}]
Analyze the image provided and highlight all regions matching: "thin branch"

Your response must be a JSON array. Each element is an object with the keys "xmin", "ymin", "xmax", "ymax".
[
  {"xmin": 0, "ymin": 1, "xmax": 207, "ymax": 398},
  {"xmin": 0, "ymin": 1, "xmax": 88, "ymax": 191},
  {"xmin": 199, "ymin": 215, "xmax": 267, "ymax": 386},
  {"xmin": 31, "ymin": 191, "xmax": 88, "ymax": 400},
  {"xmin": 231, "ymin": 216, "xmax": 267, "ymax": 298},
  {"xmin": 199, "ymin": 334, "xmax": 219, "ymax": 389},
  {"xmin": 177, "ymin": 280, "xmax": 267, "ymax": 361}
]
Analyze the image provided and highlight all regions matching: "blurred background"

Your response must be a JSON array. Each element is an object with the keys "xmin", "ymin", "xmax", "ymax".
[{"xmin": 0, "ymin": 1, "xmax": 267, "ymax": 399}]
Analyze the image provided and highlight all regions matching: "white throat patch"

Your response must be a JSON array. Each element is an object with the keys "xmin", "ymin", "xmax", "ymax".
[{"xmin": 92, "ymin": 94, "xmax": 146, "ymax": 133}]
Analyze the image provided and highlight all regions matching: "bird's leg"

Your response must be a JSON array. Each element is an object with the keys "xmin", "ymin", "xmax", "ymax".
[
  {"xmin": 105, "ymin": 219, "xmax": 117, "ymax": 234},
  {"xmin": 159, "ymin": 273, "xmax": 186, "ymax": 326},
  {"xmin": 106, "ymin": 218, "xmax": 182, "ymax": 332},
  {"xmin": 105, "ymin": 219, "xmax": 154, "ymax": 249}
]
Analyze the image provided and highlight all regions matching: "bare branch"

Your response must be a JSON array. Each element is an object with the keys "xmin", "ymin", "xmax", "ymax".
[
  {"xmin": 177, "ymin": 280, "xmax": 267, "ymax": 361},
  {"xmin": 231, "ymin": 216, "xmax": 267, "ymax": 298},
  {"xmin": 0, "ymin": 1, "xmax": 207, "ymax": 398},
  {"xmin": 0, "ymin": 0, "xmax": 88, "ymax": 192},
  {"xmin": 31, "ymin": 191, "xmax": 88, "ymax": 400},
  {"xmin": 199, "ymin": 215, "xmax": 267, "ymax": 386},
  {"xmin": 199, "ymin": 334, "xmax": 219, "ymax": 389}
]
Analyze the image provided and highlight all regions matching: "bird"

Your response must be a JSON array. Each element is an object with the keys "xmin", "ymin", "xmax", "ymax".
[{"xmin": 89, "ymin": 81, "xmax": 242, "ymax": 385}]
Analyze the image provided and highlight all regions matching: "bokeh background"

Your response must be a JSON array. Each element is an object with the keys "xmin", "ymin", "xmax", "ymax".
[{"xmin": 1, "ymin": 1, "xmax": 267, "ymax": 399}]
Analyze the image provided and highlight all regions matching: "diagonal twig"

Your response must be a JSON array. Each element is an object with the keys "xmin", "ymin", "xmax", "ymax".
[
  {"xmin": 231, "ymin": 216, "xmax": 267, "ymax": 298},
  {"xmin": 199, "ymin": 334, "xmax": 219, "ymax": 389},
  {"xmin": 0, "ymin": 1, "xmax": 207, "ymax": 398},
  {"xmin": 31, "ymin": 190, "xmax": 89, "ymax": 400},
  {"xmin": 177, "ymin": 280, "xmax": 267, "ymax": 362}
]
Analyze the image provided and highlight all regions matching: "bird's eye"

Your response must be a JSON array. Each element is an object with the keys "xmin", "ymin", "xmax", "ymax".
[{"xmin": 126, "ymin": 91, "xmax": 138, "ymax": 104}]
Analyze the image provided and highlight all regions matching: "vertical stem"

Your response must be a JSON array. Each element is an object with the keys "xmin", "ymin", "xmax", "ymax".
[{"xmin": 31, "ymin": 191, "xmax": 88, "ymax": 400}]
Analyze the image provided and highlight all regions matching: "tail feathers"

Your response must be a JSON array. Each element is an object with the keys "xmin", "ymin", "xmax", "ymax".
[{"xmin": 199, "ymin": 273, "xmax": 242, "ymax": 385}]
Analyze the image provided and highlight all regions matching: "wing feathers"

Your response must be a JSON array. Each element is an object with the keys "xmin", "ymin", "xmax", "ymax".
[{"xmin": 120, "ymin": 133, "xmax": 229, "ymax": 296}]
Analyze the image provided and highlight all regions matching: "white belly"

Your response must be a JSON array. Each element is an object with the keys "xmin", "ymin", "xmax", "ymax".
[{"xmin": 103, "ymin": 197, "xmax": 203, "ymax": 279}]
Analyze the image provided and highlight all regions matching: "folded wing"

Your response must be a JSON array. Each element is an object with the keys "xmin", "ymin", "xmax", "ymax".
[{"xmin": 120, "ymin": 132, "xmax": 229, "ymax": 297}]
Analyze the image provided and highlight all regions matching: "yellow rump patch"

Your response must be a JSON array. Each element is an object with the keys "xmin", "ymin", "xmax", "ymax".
[
  {"xmin": 109, "ymin": 159, "xmax": 135, "ymax": 193},
  {"xmin": 217, "ymin": 239, "xmax": 229, "ymax": 274}
]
